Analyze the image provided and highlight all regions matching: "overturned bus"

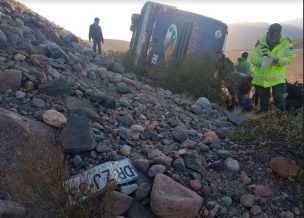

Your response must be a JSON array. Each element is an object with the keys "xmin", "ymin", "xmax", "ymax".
[{"xmin": 129, "ymin": 2, "xmax": 228, "ymax": 68}]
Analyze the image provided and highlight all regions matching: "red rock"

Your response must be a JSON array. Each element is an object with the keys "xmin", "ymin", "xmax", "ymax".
[
  {"xmin": 133, "ymin": 159, "xmax": 150, "ymax": 173},
  {"xmin": 97, "ymin": 67, "xmax": 108, "ymax": 79},
  {"xmin": 203, "ymin": 136, "xmax": 213, "ymax": 144},
  {"xmin": 279, "ymin": 211, "xmax": 294, "ymax": 218},
  {"xmin": 37, "ymin": 72, "xmax": 48, "ymax": 84},
  {"xmin": 132, "ymin": 133, "xmax": 140, "ymax": 140},
  {"xmin": 240, "ymin": 171, "xmax": 252, "ymax": 185},
  {"xmin": 122, "ymin": 77, "xmax": 136, "ymax": 86},
  {"xmin": 240, "ymin": 194, "xmax": 255, "ymax": 208},
  {"xmin": 254, "ymin": 185, "xmax": 274, "ymax": 197},
  {"xmin": 182, "ymin": 139, "xmax": 197, "ymax": 149},
  {"xmin": 108, "ymin": 191, "xmax": 133, "ymax": 216},
  {"xmin": 269, "ymin": 157, "xmax": 298, "ymax": 178},
  {"xmin": 153, "ymin": 155, "xmax": 173, "ymax": 169},
  {"xmin": 150, "ymin": 174, "xmax": 203, "ymax": 218},
  {"xmin": 189, "ymin": 179, "xmax": 202, "ymax": 191},
  {"xmin": 0, "ymin": 69, "xmax": 22, "ymax": 91}
]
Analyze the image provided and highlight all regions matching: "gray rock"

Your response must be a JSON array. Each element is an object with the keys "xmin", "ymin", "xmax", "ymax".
[
  {"xmin": 131, "ymin": 124, "xmax": 144, "ymax": 133},
  {"xmin": 96, "ymin": 142, "xmax": 108, "ymax": 153},
  {"xmin": 71, "ymin": 155, "xmax": 84, "ymax": 167},
  {"xmin": 216, "ymin": 150, "xmax": 231, "ymax": 159},
  {"xmin": 47, "ymin": 68, "xmax": 60, "ymax": 79},
  {"xmin": 172, "ymin": 159, "xmax": 186, "ymax": 172},
  {"xmin": 118, "ymin": 127, "xmax": 132, "ymax": 140},
  {"xmin": 161, "ymin": 139, "xmax": 171, "ymax": 145},
  {"xmin": 107, "ymin": 71, "xmax": 122, "ymax": 83},
  {"xmin": 44, "ymin": 43, "xmax": 70, "ymax": 64},
  {"xmin": 167, "ymin": 118, "xmax": 179, "ymax": 128},
  {"xmin": 32, "ymin": 97, "xmax": 45, "ymax": 108},
  {"xmin": 222, "ymin": 196, "xmax": 233, "ymax": 207},
  {"xmin": 38, "ymin": 79, "xmax": 73, "ymax": 96},
  {"xmin": 172, "ymin": 126, "xmax": 188, "ymax": 143},
  {"xmin": 127, "ymin": 201, "xmax": 156, "ymax": 218},
  {"xmin": 225, "ymin": 111, "xmax": 246, "ymax": 126},
  {"xmin": 118, "ymin": 116, "xmax": 135, "ymax": 127},
  {"xmin": 15, "ymin": 91, "xmax": 26, "ymax": 99},
  {"xmin": 135, "ymin": 183, "xmax": 151, "ymax": 200},
  {"xmin": 182, "ymin": 151, "xmax": 205, "ymax": 175},
  {"xmin": 209, "ymin": 160, "xmax": 225, "ymax": 171},
  {"xmin": 117, "ymin": 82, "xmax": 131, "ymax": 94},
  {"xmin": 66, "ymin": 96, "xmax": 100, "ymax": 121},
  {"xmin": 199, "ymin": 143, "xmax": 210, "ymax": 152},
  {"xmin": 242, "ymin": 212, "xmax": 250, "ymax": 218},
  {"xmin": 120, "ymin": 184, "xmax": 138, "ymax": 195},
  {"xmin": 190, "ymin": 104, "xmax": 202, "ymax": 115},
  {"xmin": 195, "ymin": 97, "xmax": 212, "ymax": 111},
  {"xmin": 59, "ymin": 114, "xmax": 97, "ymax": 154},
  {"xmin": 148, "ymin": 164, "xmax": 166, "ymax": 177},
  {"xmin": 118, "ymin": 99, "xmax": 129, "ymax": 107},
  {"xmin": 224, "ymin": 157, "xmax": 240, "ymax": 172},
  {"xmin": 88, "ymin": 71, "xmax": 97, "ymax": 80},
  {"xmin": 0, "ymin": 29, "xmax": 8, "ymax": 42}
]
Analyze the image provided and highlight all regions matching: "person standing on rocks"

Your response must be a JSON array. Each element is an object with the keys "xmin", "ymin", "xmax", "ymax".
[
  {"xmin": 89, "ymin": 17, "xmax": 104, "ymax": 55},
  {"xmin": 250, "ymin": 23, "xmax": 296, "ymax": 112}
]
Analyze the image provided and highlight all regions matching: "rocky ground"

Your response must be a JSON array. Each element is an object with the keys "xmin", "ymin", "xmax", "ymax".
[{"xmin": 0, "ymin": 1, "xmax": 302, "ymax": 218}]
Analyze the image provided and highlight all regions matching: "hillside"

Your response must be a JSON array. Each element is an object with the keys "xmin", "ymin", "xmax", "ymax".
[
  {"xmin": 226, "ymin": 22, "xmax": 303, "ymax": 50},
  {"xmin": 0, "ymin": 1, "xmax": 303, "ymax": 218}
]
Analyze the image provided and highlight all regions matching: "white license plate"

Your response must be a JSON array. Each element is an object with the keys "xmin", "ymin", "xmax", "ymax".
[{"xmin": 65, "ymin": 159, "xmax": 138, "ymax": 200}]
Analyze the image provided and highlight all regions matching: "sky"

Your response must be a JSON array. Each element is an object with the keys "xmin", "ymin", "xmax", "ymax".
[{"xmin": 18, "ymin": 0, "xmax": 303, "ymax": 42}]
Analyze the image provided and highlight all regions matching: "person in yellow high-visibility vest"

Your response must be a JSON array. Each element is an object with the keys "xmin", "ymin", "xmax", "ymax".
[{"xmin": 250, "ymin": 23, "xmax": 296, "ymax": 111}]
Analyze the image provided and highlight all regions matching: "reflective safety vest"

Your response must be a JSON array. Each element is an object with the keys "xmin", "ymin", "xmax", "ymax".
[{"xmin": 250, "ymin": 36, "xmax": 296, "ymax": 88}]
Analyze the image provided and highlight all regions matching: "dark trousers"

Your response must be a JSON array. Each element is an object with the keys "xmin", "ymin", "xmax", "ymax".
[
  {"xmin": 255, "ymin": 83, "xmax": 286, "ymax": 112},
  {"xmin": 93, "ymin": 40, "xmax": 101, "ymax": 54}
]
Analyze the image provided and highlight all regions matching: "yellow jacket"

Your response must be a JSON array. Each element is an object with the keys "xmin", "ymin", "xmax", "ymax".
[{"xmin": 250, "ymin": 36, "xmax": 296, "ymax": 88}]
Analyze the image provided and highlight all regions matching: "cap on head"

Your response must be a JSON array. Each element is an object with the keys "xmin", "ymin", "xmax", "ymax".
[
  {"xmin": 268, "ymin": 23, "xmax": 282, "ymax": 34},
  {"xmin": 94, "ymin": 17, "xmax": 100, "ymax": 22},
  {"xmin": 241, "ymin": 52, "xmax": 248, "ymax": 59}
]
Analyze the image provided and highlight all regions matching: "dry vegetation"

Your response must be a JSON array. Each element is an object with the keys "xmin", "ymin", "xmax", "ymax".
[
  {"xmin": 225, "ymin": 49, "xmax": 303, "ymax": 83},
  {"xmin": 0, "ymin": 144, "xmax": 115, "ymax": 218}
]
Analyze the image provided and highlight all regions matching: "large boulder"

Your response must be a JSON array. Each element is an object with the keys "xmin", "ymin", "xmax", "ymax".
[
  {"xmin": 150, "ymin": 174, "xmax": 203, "ymax": 218},
  {"xmin": 58, "ymin": 114, "xmax": 97, "ymax": 154},
  {"xmin": 0, "ymin": 108, "xmax": 57, "ymax": 168},
  {"xmin": 0, "ymin": 69, "xmax": 22, "ymax": 91},
  {"xmin": 43, "ymin": 43, "xmax": 70, "ymax": 64}
]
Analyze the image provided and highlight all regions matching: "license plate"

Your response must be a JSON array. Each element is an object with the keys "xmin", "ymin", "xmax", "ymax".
[{"xmin": 65, "ymin": 159, "xmax": 138, "ymax": 200}]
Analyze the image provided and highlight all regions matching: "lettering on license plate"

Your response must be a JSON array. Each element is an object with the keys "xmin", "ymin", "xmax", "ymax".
[{"xmin": 65, "ymin": 159, "xmax": 138, "ymax": 201}]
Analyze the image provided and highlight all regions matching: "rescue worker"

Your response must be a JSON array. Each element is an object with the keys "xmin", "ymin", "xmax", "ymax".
[
  {"xmin": 216, "ymin": 52, "xmax": 253, "ymax": 111},
  {"xmin": 235, "ymin": 51, "xmax": 254, "ymax": 110},
  {"xmin": 250, "ymin": 23, "xmax": 296, "ymax": 112},
  {"xmin": 89, "ymin": 17, "xmax": 104, "ymax": 55},
  {"xmin": 236, "ymin": 52, "xmax": 251, "ymax": 77}
]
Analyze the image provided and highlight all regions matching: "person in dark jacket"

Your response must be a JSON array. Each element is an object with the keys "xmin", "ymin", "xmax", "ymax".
[{"xmin": 89, "ymin": 17, "xmax": 104, "ymax": 54}]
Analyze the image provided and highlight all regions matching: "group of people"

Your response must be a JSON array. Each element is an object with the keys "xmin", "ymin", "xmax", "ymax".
[
  {"xmin": 89, "ymin": 18, "xmax": 302, "ymax": 112},
  {"xmin": 222, "ymin": 23, "xmax": 303, "ymax": 112}
]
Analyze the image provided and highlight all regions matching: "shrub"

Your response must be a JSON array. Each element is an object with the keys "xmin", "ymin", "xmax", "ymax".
[
  {"xmin": 232, "ymin": 108, "xmax": 304, "ymax": 168},
  {"xmin": 145, "ymin": 55, "xmax": 224, "ymax": 101}
]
